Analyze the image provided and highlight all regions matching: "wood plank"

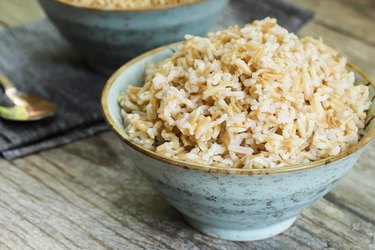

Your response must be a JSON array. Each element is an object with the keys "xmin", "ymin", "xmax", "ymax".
[
  {"xmin": 0, "ymin": 0, "xmax": 44, "ymax": 28},
  {"xmin": 0, "ymin": 162, "xmax": 109, "ymax": 249},
  {"xmin": 0, "ymin": 132, "xmax": 373, "ymax": 249},
  {"xmin": 287, "ymin": 0, "xmax": 375, "ymax": 46},
  {"xmin": 0, "ymin": 0, "xmax": 374, "ymax": 248},
  {"xmin": 298, "ymin": 199, "xmax": 375, "ymax": 249}
]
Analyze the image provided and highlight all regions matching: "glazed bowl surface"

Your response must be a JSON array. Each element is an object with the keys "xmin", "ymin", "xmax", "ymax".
[
  {"xmin": 101, "ymin": 44, "xmax": 375, "ymax": 241},
  {"xmin": 38, "ymin": 0, "xmax": 228, "ymax": 74}
]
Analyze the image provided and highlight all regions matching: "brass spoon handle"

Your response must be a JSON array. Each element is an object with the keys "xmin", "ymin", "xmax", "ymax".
[{"xmin": 0, "ymin": 74, "xmax": 16, "ymax": 93}]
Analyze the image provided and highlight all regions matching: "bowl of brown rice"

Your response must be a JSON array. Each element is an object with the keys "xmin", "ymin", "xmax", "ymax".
[{"xmin": 101, "ymin": 18, "xmax": 375, "ymax": 240}]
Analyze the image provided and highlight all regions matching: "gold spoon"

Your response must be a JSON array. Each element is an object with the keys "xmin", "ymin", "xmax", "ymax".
[{"xmin": 0, "ymin": 74, "xmax": 58, "ymax": 121}]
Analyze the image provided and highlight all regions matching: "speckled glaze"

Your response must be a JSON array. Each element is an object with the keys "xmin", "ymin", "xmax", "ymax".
[
  {"xmin": 127, "ymin": 143, "xmax": 362, "ymax": 241},
  {"xmin": 38, "ymin": 0, "xmax": 228, "ymax": 74},
  {"xmin": 101, "ymin": 44, "xmax": 375, "ymax": 241}
]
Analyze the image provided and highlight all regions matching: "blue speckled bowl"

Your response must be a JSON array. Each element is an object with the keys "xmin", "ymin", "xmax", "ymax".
[
  {"xmin": 38, "ymin": 0, "xmax": 228, "ymax": 74},
  {"xmin": 101, "ymin": 44, "xmax": 375, "ymax": 241}
]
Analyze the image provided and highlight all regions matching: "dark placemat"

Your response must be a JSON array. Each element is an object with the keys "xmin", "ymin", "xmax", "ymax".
[
  {"xmin": 0, "ymin": 21, "xmax": 108, "ymax": 160},
  {"xmin": 0, "ymin": 0, "xmax": 313, "ymax": 160}
]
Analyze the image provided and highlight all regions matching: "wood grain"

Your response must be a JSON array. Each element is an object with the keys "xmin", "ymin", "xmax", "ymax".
[
  {"xmin": 0, "ymin": 0, "xmax": 44, "ymax": 28},
  {"xmin": 0, "ymin": 0, "xmax": 375, "ymax": 249},
  {"xmin": 287, "ymin": 0, "xmax": 375, "ymax": 46},
  {"xmin": 1, "ymin": 133, "xmax": 374, "ymax": 249}
]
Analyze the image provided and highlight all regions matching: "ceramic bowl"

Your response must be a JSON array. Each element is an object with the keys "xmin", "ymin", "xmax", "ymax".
[
  {"xmin": 38, "ymin": 0, "xmax": 228, "ymax": 74},
  {"xmin": 101, "ymin": 43, "xmax": 375, "ymax": 241}
]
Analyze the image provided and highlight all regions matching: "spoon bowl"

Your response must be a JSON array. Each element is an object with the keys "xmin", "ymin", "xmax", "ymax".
[{"xmin": 0, "ymin": 74, "xmax": 58, "ymax": 121}]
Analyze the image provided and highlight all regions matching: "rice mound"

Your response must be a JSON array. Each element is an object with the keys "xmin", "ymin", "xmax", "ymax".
[
  {"xmin": 56, "ymin": 0, "xmax": 200, "ymax": 9},
  {"xmin": 118, "ymin": 18, "xmax": 371, "ymax": 169}
]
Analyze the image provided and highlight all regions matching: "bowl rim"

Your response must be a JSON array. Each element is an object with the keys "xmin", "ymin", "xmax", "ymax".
[
  {"xmin": 101, "ymin": 42, "xmax": 375, "ymax": 175},
  {"xmin": 51, "ymin": 0, "xmax": 210, "ymax": 12}
]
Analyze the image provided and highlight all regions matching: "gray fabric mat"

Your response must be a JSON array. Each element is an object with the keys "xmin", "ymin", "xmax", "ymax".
[{"xmin": 0, "ymin": 0, "xmax": 313, "ymax": 160}]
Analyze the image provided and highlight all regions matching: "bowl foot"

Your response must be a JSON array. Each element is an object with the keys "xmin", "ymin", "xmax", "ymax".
[{"xmin": 184, "ymin": 215, "xmax": 297, "ymax": 241}]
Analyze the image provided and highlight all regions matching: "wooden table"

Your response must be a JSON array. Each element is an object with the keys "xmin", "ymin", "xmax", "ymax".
[{"xmin": 0, "ymin": 1, "xmax": 374, "ymax": 249}]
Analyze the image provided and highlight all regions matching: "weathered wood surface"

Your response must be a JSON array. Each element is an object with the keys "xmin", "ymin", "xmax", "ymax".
[{"xmin": 0, "ymin": 0, "xmax": 374, "ymax": 249}]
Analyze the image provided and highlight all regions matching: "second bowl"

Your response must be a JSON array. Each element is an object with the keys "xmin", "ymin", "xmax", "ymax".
[{"xmin": 38, "ymin": 0, "xmax": 229, "ymax": 74}]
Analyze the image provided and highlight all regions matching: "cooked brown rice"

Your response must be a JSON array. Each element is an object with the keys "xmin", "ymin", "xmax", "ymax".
[
  {"xmin": 118, "ymin": 18, "xmax": 371, "ymax": 169},
  {"xmin": 56, "ymin": 0, "xmax": 200, "ymax": 9}
]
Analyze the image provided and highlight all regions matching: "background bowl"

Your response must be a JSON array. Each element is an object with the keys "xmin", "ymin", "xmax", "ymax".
[
  {"xmin": 101, "ymin": 44, "xmax": 375, "ymax": 241},
  {"xmin": 38, "ymin": 0, "xmax": 228, "ymax": 74}
]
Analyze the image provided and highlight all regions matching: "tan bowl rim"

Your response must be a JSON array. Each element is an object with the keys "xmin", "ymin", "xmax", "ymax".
[
  {"xmin": 52, "ymin": 0, "xmax": 206, "ymax": 12},
  {"xmin": 101, "ymin": 42, "xmax": 375, "ymax": 175}
]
